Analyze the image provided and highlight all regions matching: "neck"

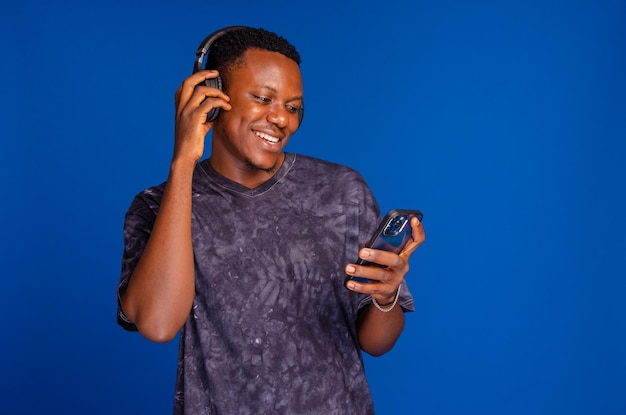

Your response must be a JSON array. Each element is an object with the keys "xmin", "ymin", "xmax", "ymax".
[{"xmin": 208, "ymin": 153, "xmax": 285, "ymax": 189}]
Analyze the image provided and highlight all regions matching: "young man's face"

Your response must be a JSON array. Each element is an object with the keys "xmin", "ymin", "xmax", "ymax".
[{"xmin": 210, "ymin": 48, "xmax": 303, "ymax": 186}]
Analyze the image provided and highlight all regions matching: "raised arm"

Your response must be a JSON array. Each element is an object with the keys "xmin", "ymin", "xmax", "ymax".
[{"xmin": 120, "ymin": 71, "xmax": 231, "ymax": 343}]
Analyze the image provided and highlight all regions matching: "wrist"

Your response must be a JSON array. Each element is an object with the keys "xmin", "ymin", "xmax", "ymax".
[
  {"xmin": 373, "ymin": 293, "xmax": 395, "ymax": 307},
  {"xmin": 371, "ymin": 285, "xmax": 401, "ymax": 313}
]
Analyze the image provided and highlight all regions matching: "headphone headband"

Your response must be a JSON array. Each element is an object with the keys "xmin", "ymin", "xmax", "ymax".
[{"xmin": 193, "ymin": 25, "xmax": 250, "ymax": 74}]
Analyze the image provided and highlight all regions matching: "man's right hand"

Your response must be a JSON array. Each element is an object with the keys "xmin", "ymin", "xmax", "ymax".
[{"xmin": 172, "ymin": 70, "xmax": 231, "ymax": 164}]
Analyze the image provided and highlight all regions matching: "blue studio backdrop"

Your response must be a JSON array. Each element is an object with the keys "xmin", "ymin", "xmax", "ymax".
[{"xmin": 2, "ymin": 1, "xmax": 625, "ymax": 414}]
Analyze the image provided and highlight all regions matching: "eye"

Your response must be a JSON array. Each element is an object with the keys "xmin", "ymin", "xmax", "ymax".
[
  {"xmin": 252, "ymin": 94, "xmax": 271, "ymax": 104},
  {"xmin": 286, "ymin": 104, "xmax": 300, "ymax": 113}
]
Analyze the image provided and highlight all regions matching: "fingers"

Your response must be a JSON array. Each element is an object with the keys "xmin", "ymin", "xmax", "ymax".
[
  {"xmin": 175, "ymin": 70, "xmax": 231, "ymax": 120},
  {"xmin": 345, "ymin": 216, "xmax": 426, "ymax": 300},
  {"xmin": 345, "ymin": 249, "xmax": 408, "ymax": 285},
  {"xmin": 359, "ymin": 247, "xmax": 405, "ymax": 270},
  {"xmin": 171, "ymin": 71, "xmax": 232, "ymax": 164},
  {"xmin": 345, "ymin": 264, "xmax": 400, "ymax": 287},
  {"xmin": 345, "ymin": 276, "xmax": 397, "ymax": 301},
  {"xmin": 399, "ymin": 217, "xmax": 426, "ymax": 258},
  {"xmin": 175, "ymin": 70, "xmax": 220, "ymax": 104},
  {"xmin": 344, "ymin": 263, "xmax": 400, "ymax": 304}
]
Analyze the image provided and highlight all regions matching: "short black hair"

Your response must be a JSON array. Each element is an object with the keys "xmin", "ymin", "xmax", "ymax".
[{"xmin": 205, "ymin": 27, "xmax": 301, "ymax": 83}]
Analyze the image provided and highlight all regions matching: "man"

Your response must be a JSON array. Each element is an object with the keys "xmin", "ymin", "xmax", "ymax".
[{"xmin": 117, "ymin": 26, "xmax": 425, "ymax": 414}]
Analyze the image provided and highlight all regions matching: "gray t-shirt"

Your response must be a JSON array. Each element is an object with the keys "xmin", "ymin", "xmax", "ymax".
[{"xmin": 117, "ymin": 153, "xmax": 414, "ymax": 414}]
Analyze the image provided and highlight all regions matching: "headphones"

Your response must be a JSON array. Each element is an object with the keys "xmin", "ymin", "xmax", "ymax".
[{"xmin": 193, "ymin": 26, "xmax": 304, "ymax": 127}]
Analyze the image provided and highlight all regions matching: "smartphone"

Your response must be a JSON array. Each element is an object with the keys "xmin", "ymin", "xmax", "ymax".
[{"xmin": 345, "ymin": 209, "xmax": 423, "ymax": 284}]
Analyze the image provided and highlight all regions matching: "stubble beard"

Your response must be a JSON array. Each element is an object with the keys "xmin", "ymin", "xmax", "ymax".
[{"xmin": 245, "ymin": 158, "xmax": 278, "ymax": 175}]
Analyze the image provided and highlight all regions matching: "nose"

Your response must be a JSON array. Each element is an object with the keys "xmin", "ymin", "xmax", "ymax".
[{"xmin": 266, "ymin": 105, "xmax": 289, "ymax": 128}]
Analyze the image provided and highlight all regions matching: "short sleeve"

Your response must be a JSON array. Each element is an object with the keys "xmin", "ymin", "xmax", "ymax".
[{"xmin": 116, "ymin": 186, "xmax": 164, "ymax": 331}]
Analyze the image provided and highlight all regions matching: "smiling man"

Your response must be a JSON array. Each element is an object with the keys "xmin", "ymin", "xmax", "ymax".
[
  {"xmin": 209, "ymin": 47, "xmax": 302, "ymax": 186},
  {"xmin": 117, "ymin": 26, "xmax": 425, "ymax": 414}
]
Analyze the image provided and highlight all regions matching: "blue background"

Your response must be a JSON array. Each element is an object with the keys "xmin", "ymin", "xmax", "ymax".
[{"xmin": 2, "ymin": 0, "xmax": 625, "ymax": 414}]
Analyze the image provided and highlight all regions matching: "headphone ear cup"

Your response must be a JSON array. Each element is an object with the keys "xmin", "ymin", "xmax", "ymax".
[
  {"xmin": 194, "ymin": 27, "xmax": 248, "ymax": 124},
  {"xmin": 203, "ymin": 75, "xmax": 223, "ymax": 122}
]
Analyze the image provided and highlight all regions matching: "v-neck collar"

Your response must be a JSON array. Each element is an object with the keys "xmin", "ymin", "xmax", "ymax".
[{"xmin": 196, "ymin": 153, "xmax": 296, "ymax": 198}]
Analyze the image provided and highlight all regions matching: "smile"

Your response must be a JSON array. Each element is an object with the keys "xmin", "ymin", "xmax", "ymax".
[{"xmin": 255, "ymin": 131, "xmax": 280, "ymax": 144}]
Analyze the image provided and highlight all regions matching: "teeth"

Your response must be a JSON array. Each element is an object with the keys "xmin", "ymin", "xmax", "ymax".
[{"xmin": 255, "ymin": 131, "xmax": 279, "ymax": 144}]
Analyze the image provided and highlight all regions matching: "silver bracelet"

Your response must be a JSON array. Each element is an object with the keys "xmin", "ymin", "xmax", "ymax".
[{"xmin": 371, "ymin": 285, "xmax": 401, "ymax": 313}]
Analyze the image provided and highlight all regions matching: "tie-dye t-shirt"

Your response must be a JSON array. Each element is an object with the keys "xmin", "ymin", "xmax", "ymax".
[{"xmin": 117, "ymin": 153, "xmax": 414, "ymax": 414}]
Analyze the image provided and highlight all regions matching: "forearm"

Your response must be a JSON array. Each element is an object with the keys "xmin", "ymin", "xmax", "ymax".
[
  {"xmin": 357, "ymin": 301, "xmax": 405, "ymax": 356},
  {"xmin": 121, "ymin": 160, "xmax": 196, "ymax": 343}
]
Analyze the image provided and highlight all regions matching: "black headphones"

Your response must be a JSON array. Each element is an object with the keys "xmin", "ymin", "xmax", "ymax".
[{"xmin": 193, "ymin": 26, "xmax": 304, "ymax": 127}]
